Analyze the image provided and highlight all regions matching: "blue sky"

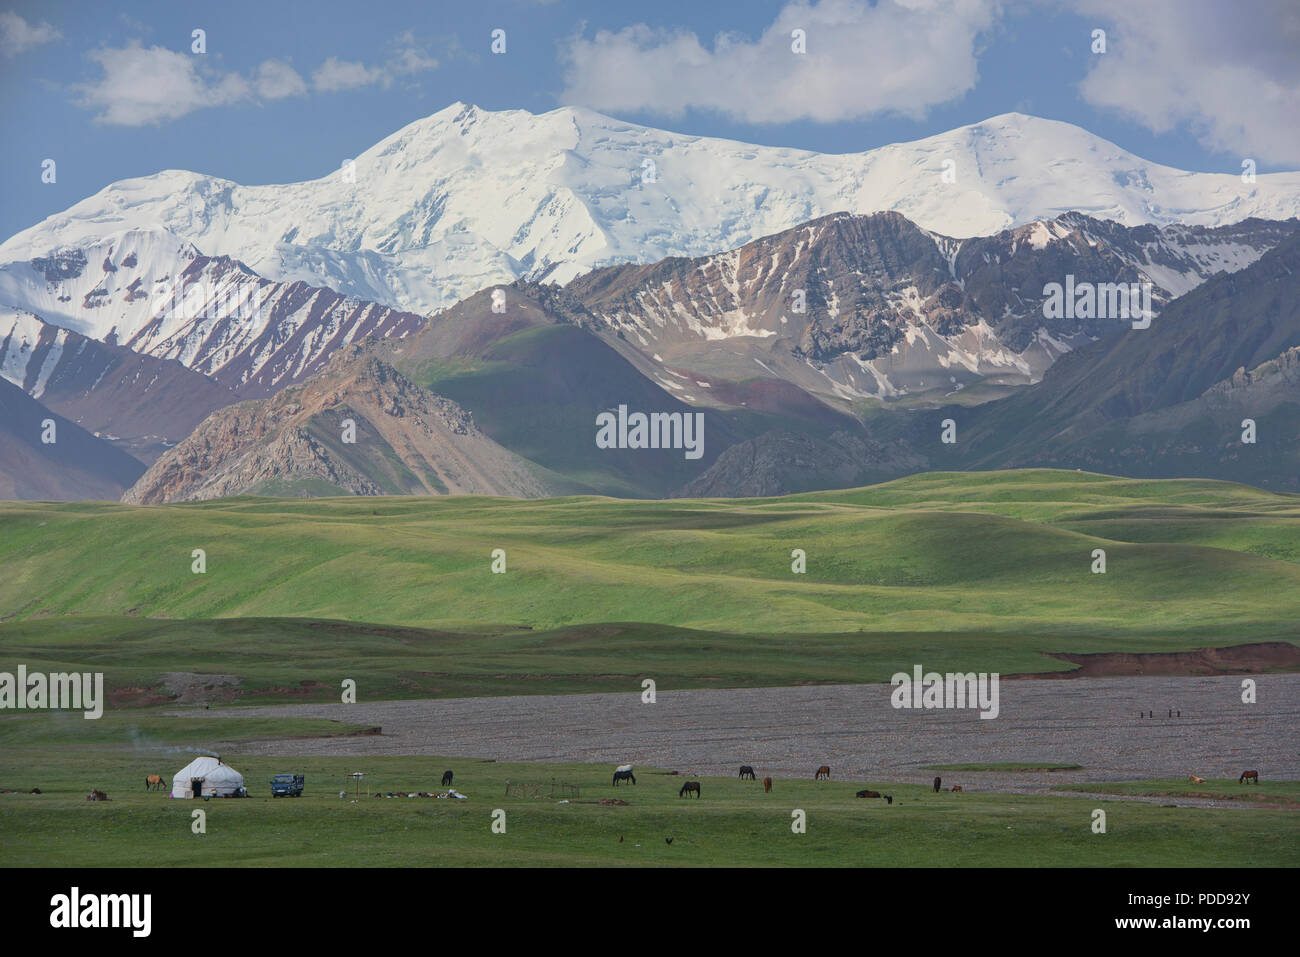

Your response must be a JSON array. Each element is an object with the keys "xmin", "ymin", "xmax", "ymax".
[{"xmin": 2, "ymin": 0, "xmax": 1297, "ymax": 240}]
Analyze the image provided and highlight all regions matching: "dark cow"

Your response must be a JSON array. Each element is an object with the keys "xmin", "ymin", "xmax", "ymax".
[
  {"xmin": 855, "ymin": 789, "xmax": 893, "ymax": 804},
  {"xmin": 815, "ymin": 766, "xmax": 831, "ymax": 780},
  {"xmin": 763, "ymin": 777, "xmax": 772, "ymax": 793},
  {"xmin": 679, "ymin": 781, "xmax": 701, "ymax": 798},
  {"xmin": 613, "ymin": 769, "xmax": 637, "ymax": 786},
  {"xmin": 1239, "ymin": 770, "xmax": 1259, "ymax": 784},
  {"xmin": 441, "ymin": 770, "xmax": 454, "ymax": 787},
  {"xmin": 738, "ymin": 765, "xmax": 756, "ymax": 780}
]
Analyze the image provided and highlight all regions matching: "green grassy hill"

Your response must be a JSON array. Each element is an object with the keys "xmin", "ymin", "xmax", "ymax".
[
  {"xmin": 1, "ymin": 470, "xmax": 1297, "ymax": 701},
  {"xmin": 3, "ymin": 469, "xmax": 1297, "ymax": 631}
]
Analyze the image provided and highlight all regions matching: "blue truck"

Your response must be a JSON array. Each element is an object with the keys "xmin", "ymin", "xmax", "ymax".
[{"xmin": 270, "ymin": 773, "xmax": 305, "ymax": 797}]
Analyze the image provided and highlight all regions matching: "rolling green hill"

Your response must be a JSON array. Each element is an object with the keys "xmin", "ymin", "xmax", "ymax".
[{"xmin": 2, "ymin": 469, "xmax": 1297, "ymax": 701}]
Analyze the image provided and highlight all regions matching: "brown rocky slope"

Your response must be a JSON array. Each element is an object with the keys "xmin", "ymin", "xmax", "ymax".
[{"xmin": 122, "ymin": 345, "xmax": 570, "ymax": 503}]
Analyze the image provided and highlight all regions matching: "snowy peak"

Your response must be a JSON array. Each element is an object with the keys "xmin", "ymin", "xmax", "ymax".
[
  {"xmin": 0, "ymin": 227, "xmax": 203, "ymax": 343},
  {"xmin": 3, "ymin": 104, "xmax": 1297, "ymax": 321}
]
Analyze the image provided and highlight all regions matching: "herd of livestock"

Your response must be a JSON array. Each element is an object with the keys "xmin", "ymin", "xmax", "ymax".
[
  {"xmin": 116, "ymin": 763, "xmax": 1263, "ymax": 804},
  {"xmin": 613, "ymin": 763, "xmax": 922, "ymax": 803}
]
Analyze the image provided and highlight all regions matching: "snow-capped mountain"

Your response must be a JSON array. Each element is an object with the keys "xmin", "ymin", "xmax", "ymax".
[
  {"xmin": 4, "ymin": 104, "xmax": 1299, "ymax": 321},
  {"xmin": 0, "ymin": 232, "xmax": 428, "ymax": 398}
]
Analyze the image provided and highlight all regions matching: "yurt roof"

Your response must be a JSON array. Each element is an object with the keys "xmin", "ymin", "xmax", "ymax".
[{"xmin": 174, "ymin": 755, "xmax": 240, "ymax": 779}]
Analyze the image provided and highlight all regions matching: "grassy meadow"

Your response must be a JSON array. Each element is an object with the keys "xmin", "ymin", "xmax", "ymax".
[{"xmin": 3, "ymin": 729, "xmax": 1296, "ymax": 867}]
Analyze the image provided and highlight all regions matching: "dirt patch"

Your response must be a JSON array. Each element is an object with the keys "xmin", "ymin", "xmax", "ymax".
[
  {"xmin": 243, "ymin": 680, "xmax": 331, "ymax": 698},
  {"xmin": 160, "ymin": 672, "xmax": 242, "ymax": 704},
  {"xmin": 1009, "ymin": 642, "xmax": 1300, "ymax": 679},
  {"xmin": 107, "ymin": 686, "xmax": 175, "ymax": 707}
]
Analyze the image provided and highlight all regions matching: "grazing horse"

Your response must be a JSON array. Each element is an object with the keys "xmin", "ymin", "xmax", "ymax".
[
  {"xmin": 1188, "ymin": 775, "xmax": 1206, "ymax": 784},
  {"xmin": 679, "ymin": 781, "xmax": 701, "ymax": 798},
  {"xmin": 613, "ymin": 769, "xmax": 637, "ymax": 786},
  {"xmin": 856, "ymin": 789, "xmax": 893, "ymax": 804},
  {"xmin": 815, "ymin": 766, "xmax": 831, "ymax": 780},
  {"xmin": 441, "ymin": 770, "xmax": 453, "ymax": 787},
  {"xmin": 738, "ymin": 765, "xmax": 756, "ymax": 780},
  {"xmin": 933, "ymin": 776, "xmax": 942, "ymax": 793},
  {"xmin": 1239, "ymin": 770, "xmax": 1259, "ymax": 784},
  {"xmin": 145, "ymin": 774, "xmax": 165, "ymax": 791},
  {"xmin": 763, "ymin": 777, "xmax": 772, "ymax": 793},
  {"xmin": 950, "ymin": 785, "xmax": 963, "ymax": 792}
]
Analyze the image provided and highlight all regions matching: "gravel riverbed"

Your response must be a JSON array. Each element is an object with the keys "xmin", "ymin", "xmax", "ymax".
[{"xmin": 174, "ymin": 673, "xmax": 1299, "ymax": 803}]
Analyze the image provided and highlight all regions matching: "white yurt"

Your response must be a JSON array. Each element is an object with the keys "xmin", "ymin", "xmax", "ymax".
[{"xmin": 171, "ymin": 755, "xmax": 245, "ymax": 798}]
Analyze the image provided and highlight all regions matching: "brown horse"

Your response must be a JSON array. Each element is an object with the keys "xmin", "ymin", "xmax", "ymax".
[
  {"xmin": 763, "ymin": 777, "xmax": 772, "ymax": 793},
  {"xmin": 933, "ymin": 776, "xmax": 942, "ymax": 792},
  {"xmin": 951, "ymin": 785, "xmax": 963, "ymax": 792},
  {"xmin": 856, "ymin": 789, "xmax": 894, "ymax": 804},
  {"xmin": 815, "ymin": 765, "xmax": 831, "ymax": 780},
  {"xmin": 679, "ymin": 781, "xmax": 701, "ymax": 798},
  {"xmin": 1239, "ymin": 770, "xmax": 1259, "ymax": 784},
  {"xmin": 1188, "ymin": 775, "xmax": 1206, "ymax": 784},
  {"xmin": 145, "ymin": 774, "xmax": 165, "ymax": 791},
  {"xmin": 86, "ymin": 789, "xmax": 110, "ymax": 801}
]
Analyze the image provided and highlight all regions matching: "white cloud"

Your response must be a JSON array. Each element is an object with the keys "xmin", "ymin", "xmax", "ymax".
[
  {"xmin": 77, "ymin": 31, "xmax": 439, "ymax": 125},
  {"xmin": 0, "ymin": 10, "xmax": 61, "ymax": 57},
  {"xmin": 391, "ymin": 30, "xmax": 440, "ymax": 75},
  {"xmin": 1077, "ymin": 0, "xmax": 1300, "ymax": 165},
  {"xmin": 312, "ymin": 33, "xmax": 439, "ymax": 92},
  {"xmin": 78, "ymin": 43, "xmax": 251, "ymax": 126},
  {"xmin": 312, "ymin": 56, "xmax": 389, "ymax": 93},
  {"xmin": 255, "ymin": 59, "xmax": 307, "ymax": 100},
  {"xmin": 559, "ymin": 0, "xmax": 1000, "ymax": 124}
]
